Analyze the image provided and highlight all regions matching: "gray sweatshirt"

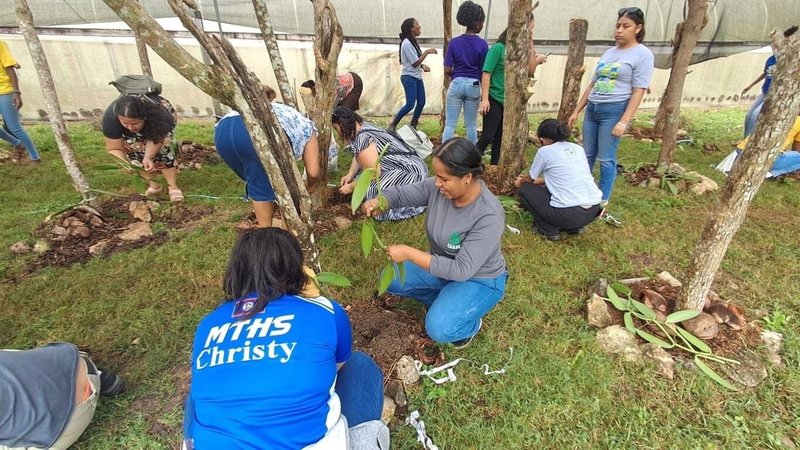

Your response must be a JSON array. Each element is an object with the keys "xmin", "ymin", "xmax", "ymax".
[{"xmin": 383, "ymin": 177, "xmax": 506, "ymax": 281}]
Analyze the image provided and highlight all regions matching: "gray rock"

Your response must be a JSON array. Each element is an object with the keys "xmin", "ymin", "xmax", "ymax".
[
  {"xmin": 146, "ymin": 201, "xmax": 160, "ymax": 211},
  {"xmin": 722, "ymin": 353, "xmax": 768, "ymax": 388},
  {"xmin": 129, "ymin": 201, "xmax": 152, "ymax": 222},
  {"xmin": 761, "ymin": 330, "xmax": 784, "ymax": 368},
  {"xmin": 682, "ymin": 312, "xmax": 720, "ymax": 340},
  {"xmin": 33, "ymin": 239, "xmax": 50, "ymax": 254},
  {"xmin": 655, "ymin": 271, "xmax": 682, "ymax": 288},
  {"xmin": 640, "ymin": 343, "xmax": 675, "ymax": 379},
  {"xmin": 384, "ymin": 380, "xmax": 408, "ymax": 407},
  {"xmin": 587, "ymin": 294, "xmax": 614, "ymax": 328},
  {"xmin": 89, "ymin": 240, "xmax": 112, "ymax": 256},
  {"xmin": 10, "ymin": 241, "xmax": 31, "ymax": 255},
  {"xmin": 333, "ymin": 216, "xmax": 353, "ymax": 230},
  {"xmin": 596, "ymin": 325, "xmax": 642, "ymax": 362},
  {"xmin": 51, "ymin": 225, "xmax": 69, "ymax": 236},
  {"xmin": 380, "ymin": 396, "xmax": 396, "ymax": 425},
  {"xmin": 647, "ymin": 177, "xmax": 661, "ymax": 188},
  {"xmin": 118, "ymin": 222, "xmax": 153, "ymax": 241},
  {"xmin": 617, "ymin": 277, "xmax": 650, "ymax": 285},
  {"xmin": 688, "ymin": 172, "xmax": 719, "ymax": 195},
  {"xmin": 589, "ymin": 278, "xmax": 609, "ymax": 296},
  {"xmin": 396, "ymin": 355, "xmax": 419, "ymax": 385}
]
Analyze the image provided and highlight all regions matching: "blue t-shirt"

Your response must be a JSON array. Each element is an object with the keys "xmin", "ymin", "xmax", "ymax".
[
  {"xmin": 186, "ymin": 294, "xmax": 353, "ymax": 450},
  {"xmin": 589, "ymin": 44, "xmax": 654, "ymax": 104},
  {"xmin": 444, "ymin": 34, "xmax": 489, "ymax": 80},
  {"xmin": 762, "ymin": 55, "xmax": 777, "ymax": 94}
]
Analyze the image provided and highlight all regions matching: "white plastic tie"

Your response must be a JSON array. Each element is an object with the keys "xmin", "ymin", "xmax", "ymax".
[
  {"xmin": 505, "ymin": 224, "xmax": 521, "ymax": 234},
  {"xmin": 406, "ymin": 410, "xmax": 439, "ymax": 450}
]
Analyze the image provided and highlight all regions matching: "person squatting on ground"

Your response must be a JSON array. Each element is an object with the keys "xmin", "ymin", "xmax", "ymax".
[
  {"xmin": 0, "ymin": 343, "xmax": 124, "ymax": 450},
  {"xmin": 102, "ymin": 94, "xmax": 184, "ymax": 201},
  {"xmin": 387, "ymin": 18, "xmax": 437, "ymax": 132},
  {"xmin": 332, "ymin": 106, "xmax": 428, "ymax": 221},
  {"xmin": 740, "ymin": 25, "xmax": 798, "ymax": 138},
  {"xmin": 568, "ymin": 7, "xmax": 654, "ymax": 206},
  {"xmin": 183, "ymin": 228, "xmax": 388, "ymax": 450},
  {"xmin": 442, "ymin": 1, "xmax": 488, "ymax": 144},
  {"xmin": 362, "ymin": 137, "xmax": 508, "ymax": 347},
  {"xmin": 214, "ymin": 86, "xmax": 322, "ymax": 228},
  {"xmin": 477, "ymin": 17, "xmax": 546, "ymax": 165},
  {"xmin": 0, "ymin": 40, "xmax": 40, "ymax": 163},
  {"xmin": 729, "ymin": 113, "xmax": 800, "ymax": 178},
  {"xmin": 515, "ymin": 119, "xmax": 603, "ymax": 241},
  {"xmin": 302, "ymin": 71, "xmax": 364, "ymax": 112}
]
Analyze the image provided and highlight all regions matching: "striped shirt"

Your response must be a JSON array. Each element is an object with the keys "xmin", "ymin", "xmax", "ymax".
[{"xmin": 350, "ymin": 123, "xmax": 428, "ymax": 221}]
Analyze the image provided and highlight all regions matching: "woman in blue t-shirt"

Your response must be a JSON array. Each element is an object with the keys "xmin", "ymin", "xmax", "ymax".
[
  {"xmin": 442, "ymin": 1, "xmax": 488, "ymax": 143},
  {"xmin": 183, "ymin": 228, "xmax": 387, "ymax": 450},
  {"xmin": 568, "ymin": 7, "xmax": 654, "ymax": 209},
  {"xmin": 388, "ymin": 18, "xmax": 437, "ymax": 131}
]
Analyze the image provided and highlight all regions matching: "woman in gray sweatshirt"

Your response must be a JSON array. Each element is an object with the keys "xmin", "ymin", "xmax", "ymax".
[{"xmin": 362, "ymin": 137, "xmax": 507, "ymax": 347}]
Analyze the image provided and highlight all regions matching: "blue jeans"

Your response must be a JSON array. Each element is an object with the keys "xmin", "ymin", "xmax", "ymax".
[
  {"xmin": 394, "ymin": 75, "xmax": 426, "ymax": 126},
  {"xmin": 335, "ymin": 351, "xmax": 384, "ymax": 427},
  {"xmin": 0, "ymin": 93, "xmax": 39, "ymax": 160},
  {"xmin": 443, "ymin": 77, "xmax": 481, "ymax": 143},
  {"xmin": 744, "ymin": 93, "xmax": 765, "ymax": 137},
  {"xmin": 769, "ymin": 151, "xmax": 800, "ymax": 177},
  {"xmin": 582, "ymin": 100, "xmax": 628, "ymax": 202},
  {"xmin": 386, "ymin": 262, "xmax": 507, "ymax": 343}
]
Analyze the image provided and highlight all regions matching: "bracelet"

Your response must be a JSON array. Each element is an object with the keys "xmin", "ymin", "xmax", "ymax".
[{"xmin": 617, "ymin": 121, "xmax": 628, "ymax": 127}]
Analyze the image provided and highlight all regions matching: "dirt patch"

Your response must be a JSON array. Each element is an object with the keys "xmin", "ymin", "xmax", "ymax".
[
  {"xmin": 176, "ymin": 142, "xmax": 221, "ymax": 170},
  {"xmin": 313, "ymin": 189, "xmax": 360, "ymax": 237},
  {"xmin": 628, "ymin": 125, "xmax": 662, "ymax": 141},
  {"xmin": 482, "ymin": 165, "xmax": 516, "ymax": 197}
]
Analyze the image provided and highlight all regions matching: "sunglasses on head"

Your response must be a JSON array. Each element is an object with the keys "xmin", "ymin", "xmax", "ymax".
[{"xmin": 618, "ymin": 7, "xmax": 644, "ymax": 19}]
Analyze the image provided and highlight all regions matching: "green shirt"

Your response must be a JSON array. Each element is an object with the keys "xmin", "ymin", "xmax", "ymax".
[{"xmin": 482, "ymin": 42, "xmax": 505, "ymax": 104}]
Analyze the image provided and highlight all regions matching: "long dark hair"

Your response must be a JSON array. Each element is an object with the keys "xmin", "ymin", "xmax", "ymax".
[
  {"xmin": 537, "ymin": 119, "xmax": 571, "ymax": 142},
  {"xmin": 496, "ymin": 28, "xmax": 508, "ymax": 45},
  {"xmin": 399, "ymin": 18, "xmax": 421, "ymax": 63},
  {"xmin": 112, "ymin": 95, "xmax": 174, "ymax": 141},
  {"xmin": 223, "ymin": 228, "xmax": 307, "ymax": 320},
  {"xmin": 618, "ymin": 8, "xmax": 646, "ymax": 43},
  {"xmin": 332, "ymin": 106, "xmax": 364, "ymax": 142},
  {"xmin": 433, "ymin": 137, "xmax": 484, "ymax": 178}
]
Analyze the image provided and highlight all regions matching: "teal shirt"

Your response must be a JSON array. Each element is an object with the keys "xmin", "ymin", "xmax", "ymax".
[{"xmin": 482, "ymin": 42, "xmax": 506, "ymax": 104}]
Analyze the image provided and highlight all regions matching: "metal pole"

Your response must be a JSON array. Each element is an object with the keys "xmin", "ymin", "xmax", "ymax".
[
  {"xmin": 193, "ymin": 9, "xmax": 223, "ymax": 116},
  {"xmin": 484, "ymin": 0, "xmax": 492, "ymax": 39}
]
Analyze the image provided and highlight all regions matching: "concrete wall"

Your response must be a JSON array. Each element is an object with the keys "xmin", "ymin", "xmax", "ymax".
[{"xmin": 2, "ymin": 34, "xmax": 766, "ymax": 121}]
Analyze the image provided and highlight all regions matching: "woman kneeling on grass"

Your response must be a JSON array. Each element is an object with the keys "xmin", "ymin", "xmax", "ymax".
[
  {"xmin": 183, "ymin": 228, "xmax": 388, "ymax": 450},
  {"xmin": 362, "ymin": 137, "xmax": 507, "ymax": 347},
  {"xmin": 515, "ymin": 119, "xmax": 603, "ymax": 241}
]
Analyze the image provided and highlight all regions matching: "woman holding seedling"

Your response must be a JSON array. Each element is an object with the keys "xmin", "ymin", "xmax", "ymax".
[
  {"xmin": 332, "ymin": 106, "xmax": 427, "ymax": 221},
  {"xmin": 362, "ymin": 137, "xmax": 507, "ymax": 348}
]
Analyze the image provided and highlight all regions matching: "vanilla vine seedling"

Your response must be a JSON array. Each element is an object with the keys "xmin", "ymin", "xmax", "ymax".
[{"xmin": 95, "ymin": 159, "xmax": 164, "ymax": 193}]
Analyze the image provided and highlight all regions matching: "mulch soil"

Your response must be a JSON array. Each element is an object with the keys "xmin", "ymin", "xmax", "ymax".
[
  {"xmin": 482, "ymin": 165, "xmax": 517, "ymax": 197},
  {"xmin": 602, "ymin": 279, "xmax": 763, "ymax": 358},
  {"xmin": 628, "ymin": 125, "xmax": 662, "ymax": 141},
  {"xmin": 623, "ymin": 164, "xmax": 660, "ymax": 186},
  {"xmin": 313, "ymin": 189, "xmax": 359, "ymax": 237},
  {"xmin": 176, "ymin": 142, "xmax": 221, "ymax": 169}
]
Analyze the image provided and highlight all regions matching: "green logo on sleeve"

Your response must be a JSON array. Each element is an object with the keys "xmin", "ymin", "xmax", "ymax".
[{"xmin": 447, "ymin": 232, "xmax": 462, "ymax": 251}]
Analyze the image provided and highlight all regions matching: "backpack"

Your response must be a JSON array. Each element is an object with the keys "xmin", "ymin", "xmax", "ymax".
[{"xmin": 109, "ymin": 75, "xmax": 162, "ymax": 96}]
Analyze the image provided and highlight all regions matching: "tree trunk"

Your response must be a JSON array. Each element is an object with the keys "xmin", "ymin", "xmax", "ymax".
[
  {"xmin": 496, "ymin": 0, "xmax": 534, "ymax": 189},
  {"xmin": 656, "ymin": 0, "xmax": 709, "ymax": 166},
  {"xmin": 102, "ymin": 0, "xmax": 320, "ymax": 269},
  {"xmin": 252, "ymin": 0, "xmax": 298, "ymax": 109},
  {"xmin": 15, "ymin": 0, "xmax": 94, "ymax": 204},
  {"xmin": 133, "ymin": 1, "xmax": 153, "ymax": 78},
  {"xmin": 652, "ymin": 22, "xmax": 682, "ymax": 136},
  {"xmin": 677, "ymin": 31, "xmax": 800, "ymax": 311},
  {"xmin": 556, "ymin": 18, "xmax": 588, "ymax": 124},
  {"xmin": 308, "ymin": 0, "xmax": 344, "ymax": 207},
  {"xmin": 439, "ymin": 0, "xmax": 453, "ymax": 135}
]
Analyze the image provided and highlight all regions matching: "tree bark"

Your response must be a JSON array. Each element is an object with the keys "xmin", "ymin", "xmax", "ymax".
[
  {"xmin": 652, "ymin": 22, "xmax": 683, "ymax": 136},
  {"xmin": 656, "ymin": 0, "xmax": 709, "ymax": 166},
  {"xmin": 15, "ymin": 0, "xmax": 94, "ymax": 204},
  {"xmin": 252, "ymin": 0, "xmax": 298, "ymax": 109},
  {"xmin": 133, "ymin": 1, "xmax": 153, "ymax": 78},
  {"xmin": 308, "ymin": 0, "xmax": 344, "ymax": 207},
  {"xmin": 677, "ymin": 30, "xmax": 800, "ymax": 311},
  {"xmin": 102, "ymin": 0, "xmax": 320, "ymax": 269},
  {"xmin": 439, "ymin": 0, "xmax": 453, "ymax": 134},
  {"xmin": 496, "ymin": 0, "xmax": 534, "ymax": 189},
  {"xmin": 556, "ymin": 18, "xmax": 588, "ymax": 124}
]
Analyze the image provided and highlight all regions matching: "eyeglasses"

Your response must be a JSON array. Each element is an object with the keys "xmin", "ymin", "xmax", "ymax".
[{"xmin": 618, "ymin": 7, "xmax": 644, "ymax": 19}]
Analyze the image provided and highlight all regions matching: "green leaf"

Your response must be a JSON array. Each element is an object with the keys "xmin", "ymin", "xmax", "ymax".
[
  {"xmin": 655, "ymin": 164, "xmax": 668, "ymax": 174},
  {"xmin": 666, "ymin": 180, "xmax": 679, "ymax": 195},
  {"xmin": 605, "ymin": 286, "xmax": 627, "ymax": 311},
  {"xmin": 636, "ymin": 329, "xmax": 673, "ymax": 348},
  {"xmin": 694, "ymin": 355, "xmax": 737, "ymax": 390},
  {"xmin": 360, "ymin": 221, "xmax": 374, "ymax": 258},
  {"xmin": 676, "ymin": 326, "xmax": 712, "ymax": 353},
  {"xmin": 666, "ymin": 309, "xmax": 701, "ymax": 323},
  {"xmin": 609, "ymin": 282, "xmax": 632, "ymax": 296},
  {"xmin": 378, "ymin": 195, "xmax": 389, "ymax": 210},
  {"xmin": 630, "ymin": 299, "xmax": 656, "ymax": 320},
  {"xmin": 133, "ymin": 176, "xmax": 147, "ymax": 191},
  {"xmin": 397, "ymin": 261, "xmax": 406, "ymax": 285},
  {"xmin": 350, "ymin": 168, "xmax": 375, "ymax": 213},
  {"xmin": 95, "ymin": 164, "xmax": 124, "ymax": 171},
  {"xmin": 378, "ymin": 262, "xmax": 395, "ymax": 295},
  {"xmin": 314, "ymin": 272, "xmax": 351, "ymax": 287},
  {"xmin": 623, "ymin": 312, "xmax": 635, "ymax": 333}
]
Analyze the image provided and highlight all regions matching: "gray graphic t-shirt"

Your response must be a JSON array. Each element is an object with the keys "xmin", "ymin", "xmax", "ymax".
[{"xmin": 589, "ymin": 44, "xmax": 654, "ymax": 104}]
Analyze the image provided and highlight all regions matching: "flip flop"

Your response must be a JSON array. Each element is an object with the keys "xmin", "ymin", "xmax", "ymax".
[
  {"xmin": 169, "ymin": 188, "xmax": 184, "ymax": 202},
  {"xmin": 144, "ymin": 185, "xmax": 163, "ymax": 196}
]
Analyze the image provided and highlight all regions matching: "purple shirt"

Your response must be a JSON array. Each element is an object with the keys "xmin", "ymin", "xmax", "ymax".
[{"xmin": 444, "ymin": 34, "xmax": 489, "ymax": 81}]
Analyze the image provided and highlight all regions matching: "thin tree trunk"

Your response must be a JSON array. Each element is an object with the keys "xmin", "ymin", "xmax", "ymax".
[
  {"xmin": 102, "ymin": 0, "xmax": 320, "ymax": 269},
  {"xmin": 134, "ymin": 1, "xmax": 152, "ymax": 78},
  {"xmin": 440, "ymin": 0, "xmax": 453, "ymax": 134},
  {"xmin": 652, "ymin": 22, "xmax": 682, "ymax": 136},
  {"xmin": 677, "ymin": 31, "xmax": 800, "ymax": 311},
  {"xmin": 497, "ymin": 0, "xmax": 535, "ymax": 189},
  {"xmin": 656, "ymin": 0, "xmax": 708, "ymax": 166},
  {"xmin": 252, "ymin": 0, "xmax": 298, "ymax": 109},
  {"xmin": 308, "ymin": 0, "xmax": 344, "ymax": 207},
  {"xmin": 556, "ymin": 18, "xmax": 588, "ymax": 124},
  {"xmin": 15, "ymin": 0, "xmax": 94, "ymax": 204}
]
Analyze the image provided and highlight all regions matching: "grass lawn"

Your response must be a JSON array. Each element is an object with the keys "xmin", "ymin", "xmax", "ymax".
[{"xmin": 1, "ymin": 108, "xmax": 798, "ymax": 449}]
